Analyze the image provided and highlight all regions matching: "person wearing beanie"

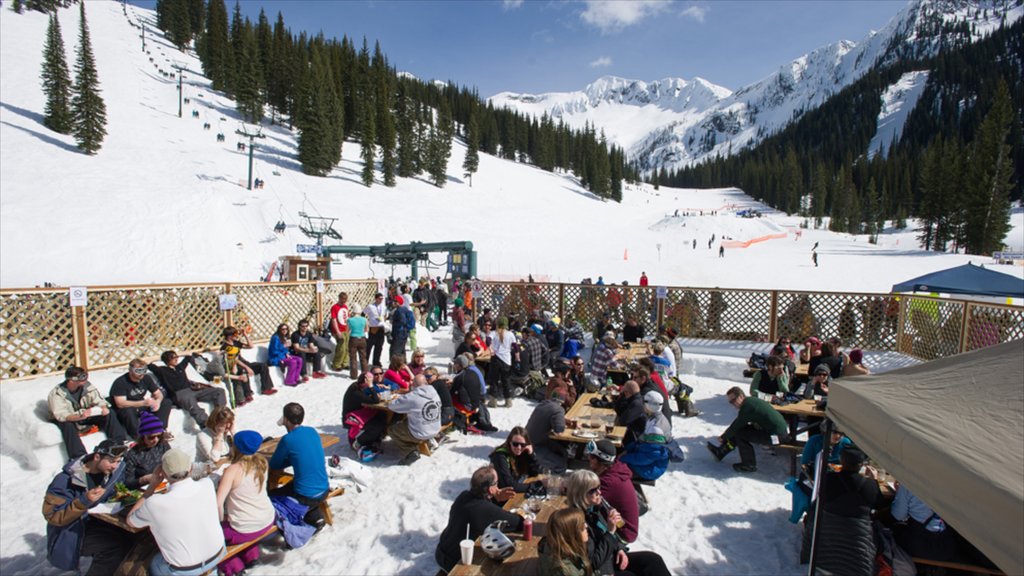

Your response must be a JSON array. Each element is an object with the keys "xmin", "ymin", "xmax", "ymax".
[
  {"xmin": 215, "ymin": 430, "xmax": 275, "ymax": 576},
  {"xmin": 843, "ymin": 349, "xmax": 870, "ymax": 377},
  {"xmin": 129, "ymin": 448, "xmax": 225, "ymax": 575},
  {"xmin": 47, "ymin": 365, "xmax": 128, "ymax": 461},
  {"xmin": 585, "ymin": 439, "xmax": 640, "ymax": 543},
  {"xmin": 450, "ymin": 297, "xmax": 467, "ymax": 346},
  {"xmin": 122, "ymin": 411, "xmax": 172, "ymax": 489}
]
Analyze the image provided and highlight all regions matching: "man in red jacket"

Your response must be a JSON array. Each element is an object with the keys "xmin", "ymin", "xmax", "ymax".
[{"xmin": 586, "ymin": 438, "xmax": 640, "ymax": 543}]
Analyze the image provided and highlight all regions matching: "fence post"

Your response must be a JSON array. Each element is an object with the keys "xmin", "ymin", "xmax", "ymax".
[
  {"xmin": 958, "ymin": 302, "xmax": 973, "ymax": 354},
  {"xmin": 223, "ymin": 283, "xmax": 233, "ymax": 328},
  {"xmin": 768, "ymin": 291, "xmax": 779, "ymax": 343},
  {"xmin": 72, "ymin": 305, "xmax": 90, "ymax": 370},
  {"xmin": 896, "ymin": 296, "xmax": 908, "ymax": 353},
  {"xmin": 558, "ymin": 284, "xmax": 564, "ymax": 320},
  {"xmin": 656, "ymin": 293, "xmax": 665, "ymax": 330},
  {"xmin": 315, "ymin": 285, "xmax": 324, "ymax": 327}
]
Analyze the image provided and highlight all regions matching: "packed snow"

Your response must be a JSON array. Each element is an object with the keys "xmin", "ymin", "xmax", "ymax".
[
  {"xmin": 868, "ymin": 70, "xmax": 929, "ymax": 159},
  {"xmin": 1, "ymin": 3, "xmax": 1023, "ymax": 576}
]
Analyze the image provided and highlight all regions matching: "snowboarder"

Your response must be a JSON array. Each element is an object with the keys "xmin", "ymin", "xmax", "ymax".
[
  {"xmin": 812, "ymin": 251, "xmax": 818, "ymax": 267},
  {"xmin": 719, "ymin": 245, "xmax": 725, "ymax": 258},
  {"xmin": 692, "ymin": 239, "xmax": 697, "ymax": 250},
  {"xmin": 811, "ymin": 241, "xmax": 819, "ymax": 251}
]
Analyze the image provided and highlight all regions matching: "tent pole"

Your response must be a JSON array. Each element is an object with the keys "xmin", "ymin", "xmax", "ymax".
[{"xmin": 807, "ymin": 418, "xmax": 834, "ymax": 575}]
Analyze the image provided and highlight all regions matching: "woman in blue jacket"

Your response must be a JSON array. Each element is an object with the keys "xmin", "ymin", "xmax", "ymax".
[{"xmin": 269, "ymin": 323, "xmax": 305, "ymax": 386}]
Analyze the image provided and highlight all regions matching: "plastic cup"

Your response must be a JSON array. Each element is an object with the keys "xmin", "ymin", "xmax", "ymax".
[{"xmin": 459, "ymin": 539, "xmax": 474, "ymax": 565}]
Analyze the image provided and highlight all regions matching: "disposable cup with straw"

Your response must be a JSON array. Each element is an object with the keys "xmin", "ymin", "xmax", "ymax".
[{"xmin": 460, "ymin": 523, "xmax": 474, "ymax": 565}]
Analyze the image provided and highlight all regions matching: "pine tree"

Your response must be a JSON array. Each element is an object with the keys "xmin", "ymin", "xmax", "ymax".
[
  {"xmin": 426, "ymin": 100, "xmax": 453, "ymax": 187},
  {"xmin": 201, "ymin": 0, "xmax": 231, "ymax": 92},
  {"xmin": 380, "ymin": 99, "xmax": 397, "ymax": 187},
  {"xmin": 166, "ymin": 0, "xmax": 192, "ymax": 50},
  {"xmin": 41, "ymin": 13, "xmax": 73, "ymax": 134},
  {"xmin": 811, "ymin": 164, "xmax": 828, "ymax": 228},
  {"xmin": 358, "ymin": 41, "xmax": 375, "ymax": 187},
  {"xmin": 395, "ymin": 86, "xmax": 417, "ymax": 177},
  {"xmin": 962, "ymin": 80, "xmax": 1016, "ymax": 255},
  {"xmin": 462, "ymin": 109, "xmax": 480, "ymax": 186},
  {"xmin": 864, "ymin": 178, "xmax": 881, "ymax": 243},
  {"xmin": 297, "ymin": 45, "xmax": 340, "ymax": 176},
  {"xmin": 234, "ymin": 22, "xmax": 263, "ymax": 123},
  {"xmin": 70, "ymin": 1, "xmax": 106, "ymax": 154},
  {"xmin": 12, "ymin": 0, "xmax": 25, "ymax": 14}
]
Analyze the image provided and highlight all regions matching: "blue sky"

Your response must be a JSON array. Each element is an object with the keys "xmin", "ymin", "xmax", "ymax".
[{"xmin": 134, "ymin": 0, "xmax": 909, "ymax": 97}]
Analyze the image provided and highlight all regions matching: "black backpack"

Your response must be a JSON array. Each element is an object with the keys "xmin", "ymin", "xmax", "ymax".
[{"xmin": 748, "ymin": 352, "xmax": 769, "ymax": 370}]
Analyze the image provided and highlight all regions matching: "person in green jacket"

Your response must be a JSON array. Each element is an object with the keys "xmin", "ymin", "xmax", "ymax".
[
  {"xmin": 707, "ymin": 387, "xmax": 790, "ymax": 473},
  {"xmin": 538, "ymin": 507, "xmax": 592, "ymax": 576}
]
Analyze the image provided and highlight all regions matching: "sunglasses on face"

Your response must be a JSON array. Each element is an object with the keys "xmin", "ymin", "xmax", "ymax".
[
  {"xmin": 96, "ymin": 443, "xmax": 129, "ymax": 458},
  {"xmin": 372, "ymin": 372, "xmax": 383, "ymax": 377},
  {"xmin": 70, "ymin": 374, "xmax": 88, "ymax": 382},
  {"xmin": 511, "ymin": 441, "xmax": 528, "ymax": 448},
  {"xmin": 587, "ymin": 487, "xmax": 601, "ymax": 497}
]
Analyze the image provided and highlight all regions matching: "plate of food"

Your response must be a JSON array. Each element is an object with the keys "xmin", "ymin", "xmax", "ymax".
[
  {"xmin": 572, "ymin": 430, "xmax": 599, "ymax": 439},
  {"xmin": 110, "ymin": 482, "xmax": 143, "ymax": 507}
]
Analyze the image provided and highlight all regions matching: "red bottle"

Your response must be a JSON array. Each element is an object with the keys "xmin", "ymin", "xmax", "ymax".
[{"xmin": 523, "ymin": 517, "xmax": 533, "ymax": 541}]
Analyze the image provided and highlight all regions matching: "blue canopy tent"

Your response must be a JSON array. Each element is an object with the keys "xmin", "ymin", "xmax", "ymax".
[{"xmin": 891, "ymin": 262, "xmax": 1024, "ymax": 299}]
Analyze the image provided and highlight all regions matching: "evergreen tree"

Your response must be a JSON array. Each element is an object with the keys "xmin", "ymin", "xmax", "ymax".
[
  {"xmin": 201, "ymin": 0, "xmax": 231, "ymax": 92},
  {"xmin": 426, "ymin": 100, "xmax": 453, "ymax": 187},
  {"xmin": 380, "ymin": 97, "xmax": 397, "ymax": 187},
  {"xmin": 916, "ymin": 138, "xmax": 944, "ymax": 250},
  {"xmin": 963, "ymin": 80, "xmax": 1016, "ymax": 255},
  {"xmin": 297, "ymin": 45, "xmax": 341, "ymax": 176},
  {"xmin": 166, "ymin": 0, "xmax": 192, "ymax": 50},
  {"xmin": 358, "ymin": 40, "xmax": 375, "ymax": 187},
  {"xmin": 234, "ymin": 22, "xmax": 263, "ymax": 123},
  {"xmin": 12, "ymin": 0, "xmax": 25, "ymax": 14},
  {"xmin": 70, "ymin": 1, "xmax": 106, "ymax": 154},
  {"xmin": 395, "ymin": 86, "xmax": 418, "ymax": 177},
  {"xmin": 462, "ymin": 108, "xmax": 480, "ymax": 186},
  {"xmin": 811, "ymin": 164, "xmax": 828, "ymax": 228},
  {"xmin": 41, "ymin": 13, "xmax": 73, "ymax": 134},
  {"xmin": 864, "ymin": 178, "xmax": 881, "ymax": 243}
]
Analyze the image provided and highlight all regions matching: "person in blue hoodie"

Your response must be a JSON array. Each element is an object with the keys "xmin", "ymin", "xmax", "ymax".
[{"xmin": 42, "ymin": 439, "xmax": 133, "ymax": 575}]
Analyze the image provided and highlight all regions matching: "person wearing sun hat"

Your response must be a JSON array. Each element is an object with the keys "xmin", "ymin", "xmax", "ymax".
[
  {"xmin": 129, "ymin": 448, "xmax": 225, "ymax": 576},
  {"xmin": 215, "ymin": 430, "xmax": 275, "ymax": 576},
  {"xmin": 586, "ymin": 439, "xmax": 640, "ymax": 543},
  {"xmin": 122, "ymin": 410, "xmax": 172, "ymax": 490}
]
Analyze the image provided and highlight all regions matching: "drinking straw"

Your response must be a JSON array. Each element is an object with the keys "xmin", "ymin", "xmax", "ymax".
[{"xmin": 466, "ymin": 523, "xmax": 470, "ymax": 540}]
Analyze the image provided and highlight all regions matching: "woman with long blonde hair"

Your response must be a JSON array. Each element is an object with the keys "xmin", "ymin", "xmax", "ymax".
[
  {"xmin": 215, "ymin": 430, "xmax": 275, "ymax": 576},
  {"xmin": 539, "ymin": 507, "xmax": 592, "ymax": 576}
]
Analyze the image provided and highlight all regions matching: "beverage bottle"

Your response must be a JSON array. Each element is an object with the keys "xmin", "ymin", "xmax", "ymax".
[
  {"xmin": 600, "ymin": 498, "xmax": 625, "ymax": 528},
  {"xmin": 523, "ymin": 516, "xmax": 533, "ymax": 541}
]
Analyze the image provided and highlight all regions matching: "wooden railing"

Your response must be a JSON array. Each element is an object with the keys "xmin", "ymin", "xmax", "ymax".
[
  {"xmin": 2, "ymin": 278, "xmax": 1020, "ymax": 381},
  {"xmin": 0, "ymin": 279, "xmax": 378, "ymax": 380}
]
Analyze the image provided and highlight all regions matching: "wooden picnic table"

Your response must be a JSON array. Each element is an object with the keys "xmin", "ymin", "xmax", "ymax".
[
  {"xmin": 794, "ymin": 363, "xmax": 809, "ymax": 377},
  {"xmin": 448, "ymin": 494, "xmax": 567, "ymax": 576},
  {"xmin": 614, "ymin": 344, "xmax": 650, "ymax": 364},
  {"xmin": 773, "ymin": 399, "xmax": 826, "ymax": 475},
  {"xmin": 259, "ymin": 431, "xmax": 340, "ymax": 459},
  {"xmin": 550, "ymin": 392, "xmax": 627, "ymax": 447}
]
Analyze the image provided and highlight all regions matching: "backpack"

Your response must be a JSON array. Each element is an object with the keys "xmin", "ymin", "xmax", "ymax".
[{"xmin": 748, "ymin": 352, "xmax": 769, "ymax": 370}]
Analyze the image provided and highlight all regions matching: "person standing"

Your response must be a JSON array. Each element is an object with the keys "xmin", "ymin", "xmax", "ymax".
[
  {"xmin": 128, "ymin": 449, "xmax": 225, "ymax": 575},
  {"xmin": 719, "ymin": 245, "xmax": 725, "ymax": 258},
  {"xmin": 486, "ymin": 317, "xmax": 517, "ymax": 408},
  {"xmin": 347, "ymin": 304, "xmax": 369, "ymax": 379},
  {"xmin": 389, "ymin": 296, "xmax": 415, "ymax": 361},
  {"xmin": 639, "ymin": 272, "xmax": 649, "ymax": 287},
  {"xmin": 812, "ymin": 251, "xmax": 819, "ymax": 267},
  {"xmin": 48, "ymin": 366, "xmax": 127, "ymax": 461},
  {"xmin": 363, "ymin": 292, "xmax": 388, "ymax": 368},
  {"xmin": 329, "ymin": 292, "xmax": 350, "ymax": 373}
]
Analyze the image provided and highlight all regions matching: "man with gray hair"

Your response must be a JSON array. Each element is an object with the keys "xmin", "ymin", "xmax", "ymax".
[
  {"xmin": 128, "ymin": 448, "xmax": 224, "ymax": 574},
  {"xmin": 387, "ymin": 374, "xmax": 441, "ymax": 465},
  {"xmin": 451, "ymin": 353, "xmax": 496, "ymax": 432}
]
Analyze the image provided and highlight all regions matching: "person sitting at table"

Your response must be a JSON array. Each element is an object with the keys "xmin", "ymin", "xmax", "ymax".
[
  {"xmin": 749, "ymin": 355, "xmax": 791, "ymax": 398},
  {"xmin": 565, "ymin": 470, "xmax": 671, "ymax": 576},
  {"xmin": 622, "ymin": 315, "xmax": 644, "ymax": 344},
  {"xmin": 489, "ymin": 426, "xmax": 541, "ymax": 492},
  {"xmin": 800, "ymin": 447, "xmax": 885, "ymax": 571},
  {"xmin": 434, "ymin": 465, "xmax": 522, "ymax": 573},
  {"xmin": 383, "ymin": 354, "xmax": 414, "ymax": 391},
  {"xmin": 43, "ymin": 439, "xmax": 133, "ymax": 575},
  {"xmin": 128, "ymin": 449, "xmax": 226, "ymax": 575},
  {"xmin": 387, "ymin": 374, "xmax": 442, "ymax": 466},
  {"xmin": 268, "ymin": 324, "xmax": 305, "ymax": 386},
  {"xmin": 149, "ymin": 350, "xmax": 227, "ymax": 428},
  {"xmin": 614, "ymin": 381, "xmax": 647, "ymax": 445},
  {"xmin": 809, "ymin": 341, "xmax": 843, "ymax": 379},
  {"xmin": 109, "ymin": 358, "xmax": 173, "ymax": 438},
  {"xmin": 195, "ymin": 405, "xmax": 234, "ymax": 473},
  {"xmin": 810, "ymin": 364, "xmax": 833, "ymax": 397},
  {"xmin": 775, "ymin": 336, "xmax": 798, "ymax": 362},
  {"xmin": 632, "ymin": 359, "xmax": 672, "ymax": 423},
  {"xmin": 215, "ymin": 430, "xmax": 276, "ymax": 576},
  {"xmin": 526, "ymin": 389, "xmax": 569, "ymax": 473},
  {"xmin": 843, "ymin": 349, "xmax": 870, "ymax": 377},
  {"xmin": 706, "ymin": 387, "xmax": 790, "ymax": 473},
  {"xmin": 222, "ymin": 326, "xmax": 277, "ymax": 396},
  {"xmin": 343, "ymin": 371, "xmax": 387, "ymax": 462},
  {"xmin": 423, "ymin": 366, "xmax": 455, "ymax": 428},
  {"xmin": 455, "ymin": 324, "xmax": 487, "ymax": 359},
  {"xmin": 546, "ymin": 362, "xmax": 577, "ymax": 410},
  {"xmin": 538, "ymin": 507, "xmax": 591, "ymax": 576},
  {"xmin": 543, "ymin": 319, "xmax": 565, "ymax": 369},
  {"xmin": 291, "ymin": 319, "xmax": 327, "ymax": 379},
  {"xmin": 590, "ymin": 332, "xmax": 621, "ymax": 385},
  {"xmin": 270, "ymin": 402, "xmax": 330, "ymax": 529},
  {"xmin": 122, "ymin": 411, "xmax": 173, "ymax": 489},
  {"xmin": 48, "ymin": 365, "xmax": 127, "ymax": 461},
  {"xmin": 586, "ymin": 439, "xmax": 640, "ymax": 543},
  {"xmin": 798, "ymin": 336, "xmax": 821, "ymax": 364},
  {"xmin": 451, "ymin": 353, "xmax": 497, "ymax": 433},
  {"xmin": 409, "ymin": 348, "xmax": 428, "ymax": 376},
  {"xmin": 567, "ymin": 355, "xmax": 588, "ymax": 399},
  {"xmin": 891, "ymin": 483, "xmax": 956, "ymax": 563},
  {"xmin": 620, "ymin": 392, "xmax": 682, "ymax": 482},
  {"xmin": 769, "ymin": 343, "xmax": 798, "ymax": 378},
  {"xmin": 650, "ymin": 340, "xmax": 676, "ymax": 378}
]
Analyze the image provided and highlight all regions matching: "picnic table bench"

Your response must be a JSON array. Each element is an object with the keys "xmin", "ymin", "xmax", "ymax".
[{"xmin": 448, "ymin": 493, "xmax": 567, "ymax": 576}]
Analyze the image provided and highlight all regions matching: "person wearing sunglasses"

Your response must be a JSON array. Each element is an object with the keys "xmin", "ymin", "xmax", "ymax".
[
  {"xmin": 707, "ymin": 387, "xmax": 790, "ymax": 474},
  {"xmin": 565, "ymin": 470, "xmax": 671, "ymax": 576},
  {"xmin": 109, "ymin": 358, "xmax": 172, "ymax": 439},
  {"xmin": 48, "ymin": 366, "xmax": 127, "ymax": 461},
  {"xmin": 43, "ymin": 439, "xmax": 133, "ymax": 575},
  {"xmin": 122, "ymin": 411, "xmax": 173, "ymax": 490},
  {"xmin": 488, "ymin": 426, "xmax": 541, "ymax": 493},
  {"xmin": 585, "ymin": 439, "xmax": 640, "ymax": 543}
]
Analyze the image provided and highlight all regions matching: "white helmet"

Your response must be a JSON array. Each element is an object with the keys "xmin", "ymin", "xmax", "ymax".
[{"xmin": 481, "ymin": 521, "xmax": 516, "ymax": 561}]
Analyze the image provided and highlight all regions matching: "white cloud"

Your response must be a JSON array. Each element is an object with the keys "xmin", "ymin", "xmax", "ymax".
[
  {"xmin": 502, "ymin": 0, "xmax": 524, "ymax": 9},
  {"xmin": 580, "ymin": 0, "xmax": 671, "ymax": 33},
  {"xmin": 680, "ymin": 5, "xmax": 707, "ymax": 23},
  {"xmin": 590, "ymin": 56, "xmax": 613, "ymax": 68}
]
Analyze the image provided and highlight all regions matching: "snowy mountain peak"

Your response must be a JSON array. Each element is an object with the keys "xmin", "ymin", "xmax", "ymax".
[{"xmin": 491, "ymin": 0, "xmax": 1022, "ymax": 175}]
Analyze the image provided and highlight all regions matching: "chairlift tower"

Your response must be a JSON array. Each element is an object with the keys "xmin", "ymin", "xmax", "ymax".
[
  {"xmin": 172, "ymin": 63, "xmax": 186, "ymax": 118},
  {"xmin": 235, "ymin": 125, "xmax": 266, "ymax": 190},
  {"xmin": 298, "ymin": 212, "xmax": 343, "ymax": 246}
]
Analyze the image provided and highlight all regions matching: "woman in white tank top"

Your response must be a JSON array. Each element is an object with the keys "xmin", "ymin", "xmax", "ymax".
[{"xmin": 215, "ymin": 430, "xmax": 276, "ymax": 576}]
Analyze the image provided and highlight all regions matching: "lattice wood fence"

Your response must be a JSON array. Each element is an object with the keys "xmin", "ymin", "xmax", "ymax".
[{"xmin": 0, "ymin": 279, "xmax": 377, "ymax": 380}]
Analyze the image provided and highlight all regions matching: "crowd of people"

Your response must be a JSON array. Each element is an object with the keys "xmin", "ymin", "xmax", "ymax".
[{"xmin": 40, "ymin": 276, "xmax": 989, "ymax": 575}]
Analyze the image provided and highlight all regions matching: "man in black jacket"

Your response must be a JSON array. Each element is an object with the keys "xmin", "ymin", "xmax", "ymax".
[
  {"xmin": 148, "ymin": 351, "xmax": 226, "ymax": 428},
  {"xmin": 451, "ymin": 354, "xmax": 496, "ymax": 432},
  {"xmin": 614, "ymin": 380, "xmax": 646, "ymax": 445},
  {"xmin": 435, "ymin": 465, "xmax": 522, "ymax": 572}
]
